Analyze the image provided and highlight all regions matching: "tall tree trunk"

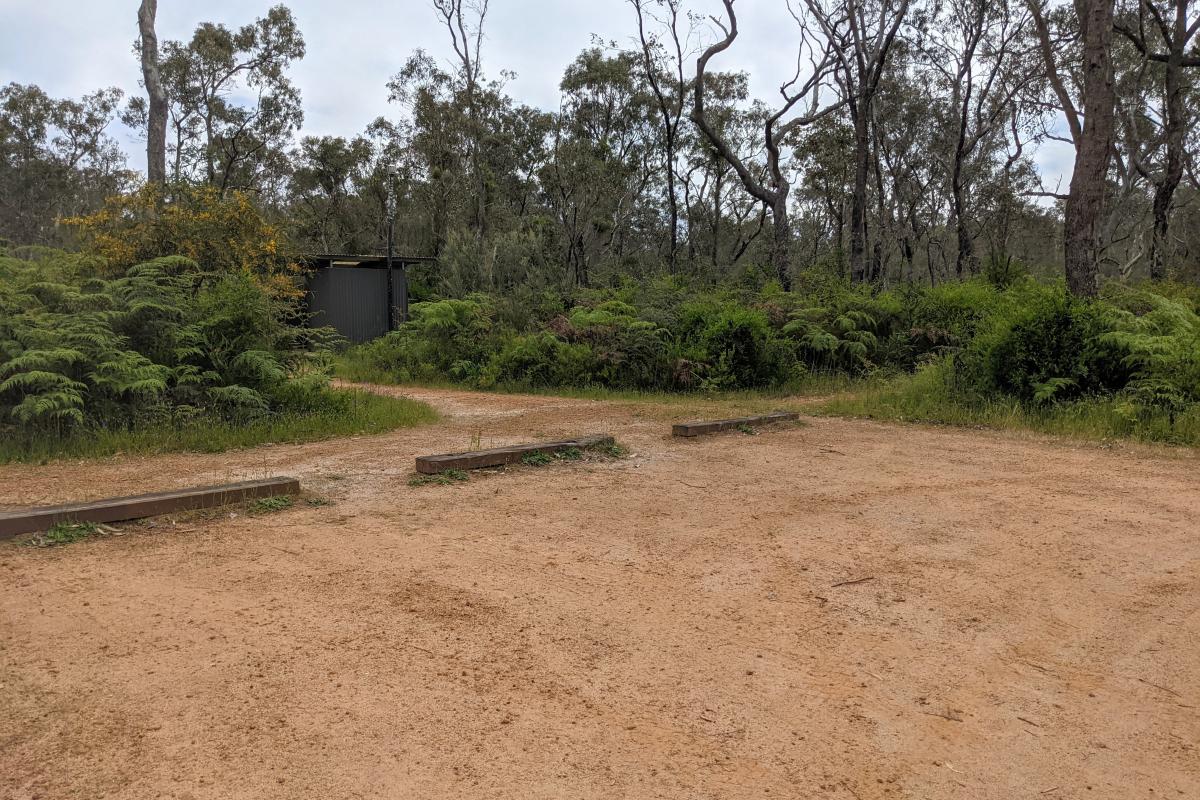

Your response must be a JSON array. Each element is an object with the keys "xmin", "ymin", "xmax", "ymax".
[
  {"xmin": 1063, "ymin": 0, "xmax": 1116, "ymax": 298},
  {"xmin": 772, "ymin": 194, "xmax": 793, "ymax": 292},
  {"xmin": 138, "ymin": 0, "xmax": 167, "ymax": 186},
  {"xmin": 711, "ymin": 164, "xmax": 722, "ymax": 265},
  {"xmin": 1148, "ymin": 37, "xmax": 1186, "ymax": 281},
  {"xmin": 950, "ymin": 124, "xmax": 975, "ymax": 278},
  {"xmin": 849, "ymin": 104, "xmax": 870, "ymax": 283},
  {"xmin": 952, "ymin": 173, "xmax": 974, "ymax": 279},
  {"xmin": 665, "ymin": 142, "xmax": 679, "ymax": 272}
]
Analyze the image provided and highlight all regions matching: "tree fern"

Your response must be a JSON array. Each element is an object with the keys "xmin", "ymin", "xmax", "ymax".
[{"xmin": 0, "ymin": 249, "xmax": 330, "ymax": 442}]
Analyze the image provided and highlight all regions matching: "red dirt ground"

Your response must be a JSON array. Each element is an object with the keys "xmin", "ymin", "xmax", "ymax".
[{"xmin": 1, "ymin": 385, "xmax": 1197, "ymax": 799}]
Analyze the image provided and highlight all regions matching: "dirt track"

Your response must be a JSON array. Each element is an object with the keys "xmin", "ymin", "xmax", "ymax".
[{"xmin": 1, "ymin": 385, "xmax": 1198, "ymax": 800}]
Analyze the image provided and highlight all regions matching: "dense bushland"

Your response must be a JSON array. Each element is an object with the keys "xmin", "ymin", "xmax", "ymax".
[
  {"xmin": 342, "ymin": 272, "xmax": 1200, "ymax": 444},
  {"xmin": 0, "ymin": 246, "xmax": 432, "ymax": 460}
]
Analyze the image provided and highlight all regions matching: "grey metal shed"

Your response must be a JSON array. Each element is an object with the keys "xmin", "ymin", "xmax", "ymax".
[{"xmin": 303, "ymin": 254, "xmax": 436, "ymax": 343}]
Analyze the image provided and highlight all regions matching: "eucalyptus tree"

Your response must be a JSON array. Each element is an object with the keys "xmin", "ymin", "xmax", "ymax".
[
  {"xmin": 804, "ymin": 0, "xmax": 912, "ymax": 284},
  {"xmin": 681, "ymin": 71, "xmax": 771, "ymax": 271},
  {"xmin": 136, "ymin": 0, "xmax": 167, "ymax": 186},
  {"xmin": 0, "ymin": 83, "xmax": 131, "ymax": 245},
  {"xmin": 867, "ymin": 60, "xmax": 944, "ymax": 283},
  {"xmin": 288, "ymin": 135, "xmax": 376, "ymax": 253},
  {"xmin": 125, "ymin": 5, "xmax": 306, "ymax": 194},
  {"xmin": 541, "ymin": 49, "xmax": 657, "ymax": 286},
  {"xmin": 1028, "ymin": 0, "xmax": 1117, "ymax": 296},
  {"xmin": 691, "ymin": 0, "xmax": 846, "ymax": 291},
  {"xmin": 1114, "ymin": 0, "xmax": 1200, "ymax": 279},
  {"xmin": 631, "ymin": 0, "xmax": 692, "ymax": 272},
  {"xmin": 432, "ymin": 0, "xmax": 491, "ymax": 239},
  {"xmin": 386, "ymin": 51, "xmax": 476, "ymax": 255},
  {"xmin": 915, "ymin": 0, "xmax": 1035, "ymax": 277}
]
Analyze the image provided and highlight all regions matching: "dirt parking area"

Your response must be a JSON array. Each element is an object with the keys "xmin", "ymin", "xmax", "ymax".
[{"xmin": 1, "ymin": 385, "xmax": 1198, "ymax": 800}]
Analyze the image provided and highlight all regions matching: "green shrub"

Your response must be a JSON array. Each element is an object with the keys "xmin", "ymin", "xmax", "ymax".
[
  {"xmin": 0, "ymin": 247, "xmax": 343, "ymax": 446},
  {"xmin": 969, "ymin": 289, "xmax": 1110, "ymax": 402},
  {"xmin": 481, "ymin": 332, "xmax": 594, "ymax": 388},
  {"xmin": 675, "ymin": 301, "xmax": 786, "ymax": 390},
  {"xmin": 335, "ymin": 273, "xmax": 1200, "ymax": 442}
]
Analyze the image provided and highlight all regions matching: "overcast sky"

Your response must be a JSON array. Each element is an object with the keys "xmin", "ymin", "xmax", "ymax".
[{"xmin": 0, "ymin": 0, "xmax": 1073, "ymax": 185}]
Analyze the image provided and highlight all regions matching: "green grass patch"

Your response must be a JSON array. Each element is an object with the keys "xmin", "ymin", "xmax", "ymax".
[
  {"xmin": 520, "ymin": 451, "xmax": 554, "ymax": 467},
  {"xmin": 818, "ymin": 365, "xmax": 1200, "ymax": 447},
  {"xmin": 554, "ymin": 446, "xmax": 583, "ymax": 461},
  {"xmin": 27, "ymin": 521, "xmax": 100, "ymax": 547},
  {"xmin": 0, "ymin": 388, "xmax": 438, "ymax": 464},
  {"xmin": 409, "ymin": 469, "xmax": 471, "ymax": 487},
  {"xmin": 247, "ymin": 495, "xmax": 295, "ymax": 514}
]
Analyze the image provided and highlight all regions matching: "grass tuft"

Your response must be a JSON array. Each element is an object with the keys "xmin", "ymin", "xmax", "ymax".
[
  {"xmin": 27, "ymin": 521, "xmax": 100, "ymax": 547},
  {"xmin": 520, "ymin": 451, "xmax": 554, "ymax": 467},
  {"xmin": 599, "ymin": 442, "xmax": 630, "ymax": 458},
  {"xmin": 554, "ymin": 446, "xmax": 583, "ymax": 461},
  {"xmin": 409, "ymin": 469, "xmax": 471, "ymax": 487},
  {"xmin": 248, "ymin": 495, "xmax": 295, "ymax": 514}
]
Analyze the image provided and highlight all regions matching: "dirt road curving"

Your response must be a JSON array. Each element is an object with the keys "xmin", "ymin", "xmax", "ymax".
[{"xmin": 2, "ymin": 385, "xmax": 1197, "ymax": 799}]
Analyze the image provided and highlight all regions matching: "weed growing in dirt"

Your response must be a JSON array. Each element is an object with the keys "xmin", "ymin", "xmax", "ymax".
[
  {"xmin": 521, "ymin": 451, "xmax": 554, "ymax": 467},
  {"xmin": 599, "ymin": 442, "xmax": 630, "ymax": 458},
  {"xmin": 408, "ymin": 470, "xmax": 471, "ymax": 487},
  {"xmin": 305, "ymin": 497, "xmax": 333, "ymax": 507},
  {"xmin": 736, "ymin": 423, "xmax": 759, "ymax": 435},
  {"xmin": 554, "ymin": 446, "xmax": 583, "ymax": 461},
  {"xmin": 248, "ymin": 496, "xmax": 295, "ymax": 514},
  {"xmin": 28, "ymin": 521, "xmax": 100, "ymax": 547}
]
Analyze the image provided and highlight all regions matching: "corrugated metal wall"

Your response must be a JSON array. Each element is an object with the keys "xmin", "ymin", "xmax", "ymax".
[{"xmin": 307, "ymin": 267, "xmax": 404, "ymax": 343}]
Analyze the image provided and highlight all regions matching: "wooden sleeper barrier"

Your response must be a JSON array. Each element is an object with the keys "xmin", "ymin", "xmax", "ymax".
[
  {"xmin": 0, "ymin": 476, "xmax": 301, "ymax": 540},
  {"xmin": 672, "ymin": 412, "xmax": 800, "ymax": 438},
  {"xmin": 416, "ymin": 435, "xmax": 614, "ymax": 474}
]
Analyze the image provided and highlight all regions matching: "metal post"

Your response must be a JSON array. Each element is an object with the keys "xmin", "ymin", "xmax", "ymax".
[
  {"xmin": 397, "ymin": 258, "xmax": 410, "ymax": 323},
  {"xmin": 385, "ymin": 168, "xmax": 397, "ymax": 332}
]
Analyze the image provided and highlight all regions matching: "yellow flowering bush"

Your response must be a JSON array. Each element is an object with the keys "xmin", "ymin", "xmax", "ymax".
[{"xmin": 64, "ymin": 184, "xmax": 303, "ymax": 298}]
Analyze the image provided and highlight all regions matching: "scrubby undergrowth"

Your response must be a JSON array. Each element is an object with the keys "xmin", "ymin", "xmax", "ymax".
[
  {"xmin": 0, "ymin": 246, "xmax": 436, "ymax": 462},
  {"xmin": 340, "ymin": 272, "xmax": 1200, "ymax": 446}
]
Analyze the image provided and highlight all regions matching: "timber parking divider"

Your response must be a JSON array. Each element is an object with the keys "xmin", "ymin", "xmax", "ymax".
[
  {"xmin": 0, "ymin": 477, "xmax": 301, "ymax": 539},
  {"xmin": 672, "ymin": 412, "xmax": 799, "ymax": 438},
  {"xmin": 416, "ymin": 435, "xmax": 614, "ymax": 474}
]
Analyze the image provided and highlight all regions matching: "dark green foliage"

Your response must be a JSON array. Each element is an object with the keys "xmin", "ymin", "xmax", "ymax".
[
  {"xmin": 961, "ymin": 289, "xmax": 1113, "ymax": 402},
  {"xmin": 0, "ymin": 247, "xmax": 436, "ymax": 458},
  {"xmin": 342, "ymin": 273, "xmax": 1200, "ymax": 441}
]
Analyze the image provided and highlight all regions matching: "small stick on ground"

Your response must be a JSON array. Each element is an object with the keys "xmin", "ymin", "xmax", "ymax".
[
  {"xmin": 921, "ymin": 709, "xmax": 964, "ymax": 722},
  {"xmin": 1138, "ymin": 678, "xmax": 1182, "ymax": 698},
  {"xmin": 831, "ymin": 576, "xmax": 875, "ymax": 588}
]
